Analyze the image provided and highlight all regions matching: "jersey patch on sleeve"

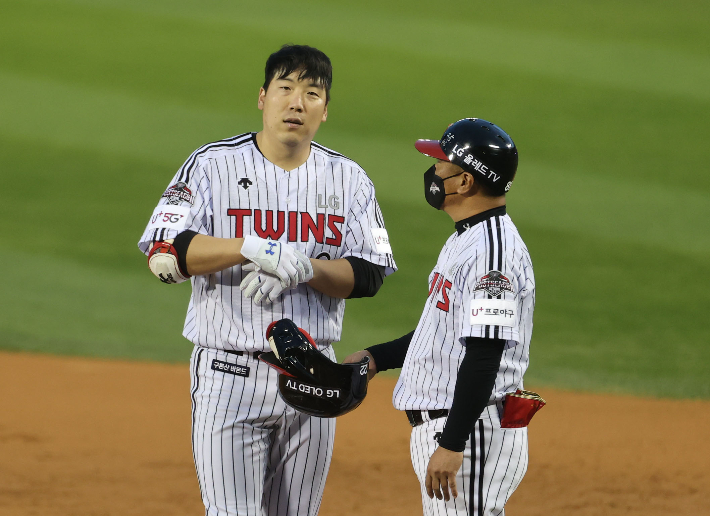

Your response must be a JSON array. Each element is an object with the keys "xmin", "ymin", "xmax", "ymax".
[
  {"xmin": 370, "ymin": 228, "xmax": 392, "ymax": 254},
  {"xmin": 161, "ymin": 181, "xmax": 195, "ymax": 205},
  {"xmin": 470, "ymin": 298, "xmax": 517, "ymax": 327},
  {"xmin": 473, "ymin": 270, "xmax": 514, "ymax": 297},
  {"xmin": 146, "ymin": 205, "xmax": 191, "ymax": 232}
]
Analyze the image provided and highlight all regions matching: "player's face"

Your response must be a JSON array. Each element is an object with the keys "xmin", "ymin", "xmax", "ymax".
[{"xmin": 258, "ymin": 71, "xmax": 328, "ymax": 148}]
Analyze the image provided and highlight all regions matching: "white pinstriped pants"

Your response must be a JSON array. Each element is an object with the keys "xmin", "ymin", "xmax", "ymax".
[
  {"xmin": 410, "ymin": 405, "xmax": 528, "ymax": 516},
  {"xmin": 190, "ymin": 346, "xmax": 336, "ymax": 516}
]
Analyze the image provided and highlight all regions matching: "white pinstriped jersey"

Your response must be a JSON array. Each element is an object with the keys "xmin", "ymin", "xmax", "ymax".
[
  {"xmin": 138, "ymin": 132, "xmax": 396, "ymax": 351},
  {"xmin": 393, "ymin": 209, "xmax": 534, "ymax": 411}
]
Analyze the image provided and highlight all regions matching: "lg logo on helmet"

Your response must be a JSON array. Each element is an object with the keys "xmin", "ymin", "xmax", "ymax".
[
  {"xmin": 451, "ymin": 144, "xmax": 467, "ymax": 157},
  {"xmin": 505, "ymin": 181, "xmax": 513, "ymax": 192}
]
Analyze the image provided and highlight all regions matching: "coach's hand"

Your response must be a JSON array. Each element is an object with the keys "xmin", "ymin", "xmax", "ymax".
[
  {"xmin": 426, "ymin": 446, "xmax": 464, "ymax": 501},
  {"xmin": 240, "ymin": 236, "xmax": 312, "ymax": 288},
  {"xmin": 342, "ymin": 350, "xmax": 377, "ymax": 380}
]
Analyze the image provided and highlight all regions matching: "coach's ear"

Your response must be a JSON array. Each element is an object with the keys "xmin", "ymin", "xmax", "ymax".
[
  {"xmin": 321, "ymin": 104, "xmax": 328, "ymax": 122},
  {"xmin": 258, "ymin": 87, "xmax": 266, "ymax": 110},
  {"xmin": 458, "ymin": 172, "xmax": 477, "ymax": 197}
]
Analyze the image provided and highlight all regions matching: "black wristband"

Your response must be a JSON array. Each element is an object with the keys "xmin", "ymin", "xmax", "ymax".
[
  {"xmin": 172, "ymin": 230, "xmax": 198, "ymax": 276},
  {"xmin": 366, "ymin": 331, "xmax": 414, "ymax": 372}
]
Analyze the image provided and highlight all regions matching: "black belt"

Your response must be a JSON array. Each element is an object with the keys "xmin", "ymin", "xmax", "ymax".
[
  {"xmin": 224, "ymin": 350, "xmax": 263, "ymax": 360},
  {"xmin": 405, "ymin": 409, "xmax": 450, "ymax": 427}
]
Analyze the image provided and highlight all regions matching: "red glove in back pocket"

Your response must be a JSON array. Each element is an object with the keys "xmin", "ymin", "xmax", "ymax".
[{"xmin": 500, "ymin": 390, "xmax": 546, "ymax": 428}]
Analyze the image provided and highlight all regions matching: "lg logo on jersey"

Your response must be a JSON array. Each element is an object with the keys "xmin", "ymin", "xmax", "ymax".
[
  {"xmin": 429, "ymin": 272, "xmax": 452, "ymax": 312},
  {"xmin": 228, "ymin": 209, "xmax": 344, "ymax": 247},
  {"xmin": 317, "ymin": 194, "xmax": 340, "ymax": 210}
]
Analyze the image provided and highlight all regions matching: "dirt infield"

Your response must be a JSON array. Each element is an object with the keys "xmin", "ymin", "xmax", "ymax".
[{"xmin": 1, "ymin": 351, "xmax": 708, "ymax": 516}]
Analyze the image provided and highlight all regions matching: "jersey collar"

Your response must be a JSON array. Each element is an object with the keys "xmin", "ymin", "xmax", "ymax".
[
  {"xmin": 251, "ymin": 132, "xmax": 314, "ymax": 173},
  {"xmin": 455, "ymin": 205, "xmax": 507, "ymax": 235}
]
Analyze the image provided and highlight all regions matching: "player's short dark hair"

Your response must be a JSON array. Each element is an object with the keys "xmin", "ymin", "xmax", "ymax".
[{"xmin": 263, "ymin": 44, "xmax": 333, "ymax": 103}]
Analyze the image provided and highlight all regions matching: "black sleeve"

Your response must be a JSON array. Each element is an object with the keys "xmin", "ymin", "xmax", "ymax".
[
  {"xmin": 365, "ymin": 331, "xmax": 414, "ymax": 372},
  {"xmin": 344, "ymin": 256, "xmax": 386, "ymax": 299},
  {"xmin": 172, "ymin": 230, "xmax": 198, "ymax": 276},
  {"xmin": 437, "ymin": 337, "xmax": 506, "ymax": 453}
]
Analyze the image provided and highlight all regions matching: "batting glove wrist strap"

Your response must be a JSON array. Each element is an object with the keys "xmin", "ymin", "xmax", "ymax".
[
  {"xmin": 295, "ymin": 249, "xmax": 314, "ymax": 283},
  {"xmin": 240, "ymin": 235, "xmax": 265, "ymax": 261}
]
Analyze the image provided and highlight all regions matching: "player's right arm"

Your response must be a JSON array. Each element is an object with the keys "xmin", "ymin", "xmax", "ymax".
[
  {"xmin": 138, "ymin": 153, "xmax": 308, "ymax": 287},
  {"xmin": 151, "ymin": 231, "xmax": 310, "ymax": 287},
  {"xmin": 183, "ymin": 234, "xmax": 245, "ymax": 275}
]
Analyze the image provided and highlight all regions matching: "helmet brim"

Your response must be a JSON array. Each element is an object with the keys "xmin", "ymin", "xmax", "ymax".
[{"xmin": 414, "ymin": 139, "xmax": 449, "ymax": 161}]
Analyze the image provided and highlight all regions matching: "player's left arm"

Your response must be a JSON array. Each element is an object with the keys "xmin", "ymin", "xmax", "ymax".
[
  {"xmin": 307, "ymin": 256, "xmax": 385, "ymax": 299},
  {"xmin": 306, "ymin": 258, "xmax": 354, "ymax": 299}
]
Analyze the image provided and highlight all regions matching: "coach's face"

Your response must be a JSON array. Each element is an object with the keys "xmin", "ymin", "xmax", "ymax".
[{"xmin": 258, "ymin": 70, "xmax": 328, "ymax": 148}]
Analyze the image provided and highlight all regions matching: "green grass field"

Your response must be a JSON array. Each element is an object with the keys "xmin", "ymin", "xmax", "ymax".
[{"xmin": 1, "ymin": 0, "xmax": 708, "ymax": 398}]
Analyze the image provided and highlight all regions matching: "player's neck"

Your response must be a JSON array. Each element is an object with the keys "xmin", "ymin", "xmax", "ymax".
[
  {"xmin": 255, "ymin": 131, "xmax": 311, "ymax": 172},
  {"xmin": 444, "ymin": 195, "xmax": 506, "ymax": 223}
]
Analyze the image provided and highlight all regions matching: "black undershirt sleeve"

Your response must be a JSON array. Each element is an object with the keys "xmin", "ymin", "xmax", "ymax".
[
  {"xmin": 365, "ymin": 331, "xmax": 414, "ymax": 372},
  {"xmin": 344, "ymin": 256, "xmax": 386, "ymax": 299},
  {"xmin": 437, "ymin": 337, "xmax": 506, "ymax": 453},
  {"xmin": 172, "ymin": 229, "xmax": 198, "ymax": 277}
]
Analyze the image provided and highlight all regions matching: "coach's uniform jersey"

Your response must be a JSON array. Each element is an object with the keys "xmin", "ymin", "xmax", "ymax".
[
  {"xmin": 394, "ymin": 207, "xmax": 533, "ymax": 410},
  {"xmin": 137, "ymin": 133, "xmax": 396, "ymax": 516},
  {"xmin": 393, "ymin": 207, "xmax": 534, "ymax": 516},
  {"xmin": 138, "ymin": 132, "xmax": 396, "ymax": 351}
]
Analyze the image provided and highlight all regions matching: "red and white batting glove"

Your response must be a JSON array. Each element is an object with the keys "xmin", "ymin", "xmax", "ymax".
[{"xmin": 147, "ymin": 240, "xmax": 190, "ymax": 284}]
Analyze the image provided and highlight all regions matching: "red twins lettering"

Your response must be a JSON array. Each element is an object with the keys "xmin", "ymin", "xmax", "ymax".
[
  {"xmin": 227, "ymin": 209, "xmax": 343, "ymax": 246},
  {"xmin": 428, "ymin": 273, "xmax": 452, "ymax": 312},
  {"xmin": 254, "ymin": 210, "xmax": 285, "ymax": 240}
]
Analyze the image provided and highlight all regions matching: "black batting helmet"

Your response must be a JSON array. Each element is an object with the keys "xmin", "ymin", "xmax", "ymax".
[
  {"xmin": 415, "ymin": 118, "xmax": 518, "ymax": 195},
  {"xmin": 258, "ymin": 319, "xmax": 370, "ymax": 418}
]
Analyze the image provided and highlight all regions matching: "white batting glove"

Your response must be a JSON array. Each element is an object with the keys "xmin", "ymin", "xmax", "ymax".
[
  {"xmin": 240, "ymin": 251, "xmax": 313, "ymax": 306},
  {"xmin": 240, "ymin": 235, "xmax": 307, "ymax": 288},
  {"xmin": 294, "ymin": 249, "xmax": 314, "ymax": 283},
  {"xmin": 240, "ymin": 263, "xmax": 290, "ymax": 305}
]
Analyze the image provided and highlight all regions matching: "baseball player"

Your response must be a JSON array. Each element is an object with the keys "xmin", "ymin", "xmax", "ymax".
[
  {"xmin": 137, "ymin": 44, "xmax": 396, "ymax": 516},
  {"xmin": 345, "ymin": 118, "xmax": 537, "ymax": 515}
]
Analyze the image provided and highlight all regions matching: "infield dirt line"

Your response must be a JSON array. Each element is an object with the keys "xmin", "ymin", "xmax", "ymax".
[{"xmin": 0, "ymin": 351, "xmax": 707, "ymax": 515}]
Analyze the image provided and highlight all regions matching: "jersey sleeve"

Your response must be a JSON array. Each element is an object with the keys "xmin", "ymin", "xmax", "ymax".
[
  {"xmin": 339, "ymin": 171, "xmax": 397, "ymax": 276},
  {"xmin": 459, "ymin": 242, "xmax": 525, "ymax": 344},
  {"xmin": 137, "ymin": 155, "xmax": 213, "ymax": 255}
]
